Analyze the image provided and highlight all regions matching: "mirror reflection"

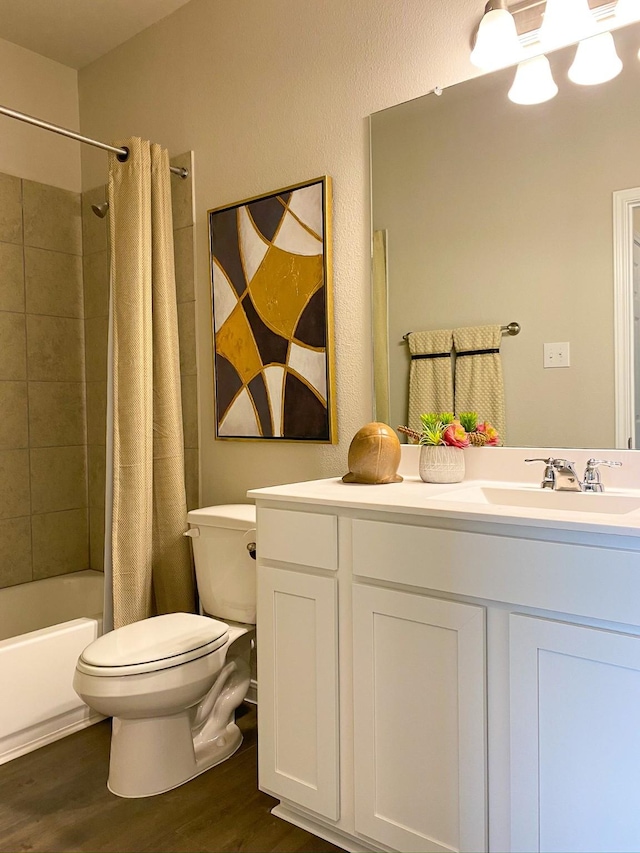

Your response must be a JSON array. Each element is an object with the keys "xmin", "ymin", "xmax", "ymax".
[{"xmin": 371, "ymin": 21, "xmax": 640, "ymax": 449}]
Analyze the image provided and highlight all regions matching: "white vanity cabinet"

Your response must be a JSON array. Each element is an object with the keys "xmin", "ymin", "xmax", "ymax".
[{"xmin": 251, "ymin": 472, "xmax": 640, "ymax": 853}]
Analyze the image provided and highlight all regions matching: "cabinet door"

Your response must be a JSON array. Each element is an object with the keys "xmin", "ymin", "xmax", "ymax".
[
  {"xmin": 510, "ymin": 614, "xmax": 640, "ymax": 853},
  {"xmin": 257, "ymin": 565, "xmax": 339, "ymax": 820},
  {"xmin": 353, "ymin": 584, "xmax": 486, "ymax": 853}
]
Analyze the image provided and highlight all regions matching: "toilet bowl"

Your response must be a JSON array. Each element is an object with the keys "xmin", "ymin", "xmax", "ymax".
[{"xmin": 74, "ymin": 504, "xmax": 257, "ymax": 798}]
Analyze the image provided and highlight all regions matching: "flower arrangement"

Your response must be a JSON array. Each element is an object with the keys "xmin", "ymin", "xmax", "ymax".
[
  {"xmin": 419, "ymin": 413, "xmax": 470, "ymax": 448},
  {"xmin": 397, "ymin": 412, "xmax": 500, "ymax": 447}
]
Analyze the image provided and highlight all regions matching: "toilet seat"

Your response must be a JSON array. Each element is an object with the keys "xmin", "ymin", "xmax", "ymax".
[{"xmin": 77, "ymin": 613, "xmax": 229, "ymax": 677}]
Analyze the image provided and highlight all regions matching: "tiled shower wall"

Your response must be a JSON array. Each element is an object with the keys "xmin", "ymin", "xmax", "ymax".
[
  {"xmin": 81, "ymin": 151, "xmax": 199, "ymax": 574},
  {"xmin": 0, "ymin": 153, "xmax": 198, "ymax": 590},
  {"xmin": 0, "ymin": 171, "xmax": 88, "ymax": 588}
]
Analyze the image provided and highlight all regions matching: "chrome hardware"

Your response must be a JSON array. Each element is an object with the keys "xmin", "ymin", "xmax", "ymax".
[
  {"xmin": 525, "ymin": 457, "xmax": 556, "ymax": 489},
  {"xmin": 247, "ymin": 542, "xmax": 257, "ymax": 560},
  {"xmin": 582, "ymin": 459, "xmax": 622, "ymax": 493},
  {"xmin": 551, "ymin": 459, "xmax": 582, "ymax": 492},
  {"xmin": 525, "ymin": 457, "xmax": 582, "ymax": 491}
]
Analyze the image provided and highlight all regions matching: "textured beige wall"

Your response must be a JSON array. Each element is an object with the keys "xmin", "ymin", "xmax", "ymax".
[
  {"xmin": 77, "ymin": 0, "xmax": 486, "ymax": 505},
  {"xmin": 0, "ymin": 37, "xmax": 80, "ymax": 192},
  {"xmin": 374, "ymin": 23, "xmax": 640, "ymax": 449}
]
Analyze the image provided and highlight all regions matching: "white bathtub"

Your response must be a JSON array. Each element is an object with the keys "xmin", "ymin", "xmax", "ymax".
[{"xmin": 0, "ymin": 570, "xmax": 104, "ymax": 765}]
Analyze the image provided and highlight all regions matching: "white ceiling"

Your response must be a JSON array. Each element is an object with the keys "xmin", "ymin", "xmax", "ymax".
[{"xmin": 0, "ymin": 0, "xmax": 193, "ymax": 69}]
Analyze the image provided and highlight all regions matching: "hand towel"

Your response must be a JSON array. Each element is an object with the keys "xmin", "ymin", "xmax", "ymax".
[
  {"xmin": 407, "ymin": 329, "xmax": 454, "ymax": 433},
  {"xmin": 453, "ymin": 324, "xmax": 505, "ymax": 443}
]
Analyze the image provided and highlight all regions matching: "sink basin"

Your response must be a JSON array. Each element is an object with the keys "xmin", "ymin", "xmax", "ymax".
[{"xmin": 435, "ymin": 486, "xmax": 640, "ymax": 515}]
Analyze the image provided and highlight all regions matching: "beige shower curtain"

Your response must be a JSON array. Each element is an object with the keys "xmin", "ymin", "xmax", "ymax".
[{"xmin": 109, "ymin": 137, "xmax": 196, "ymax": 628}]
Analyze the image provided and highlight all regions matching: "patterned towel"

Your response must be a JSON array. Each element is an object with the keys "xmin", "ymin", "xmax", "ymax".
[
  {"xmin": 453, "ymin": 325, "xmax": 505, "ymax": 443},
  {"xmin": 407, "ymin": 329, "xmax": 454, "ymax": 433}
]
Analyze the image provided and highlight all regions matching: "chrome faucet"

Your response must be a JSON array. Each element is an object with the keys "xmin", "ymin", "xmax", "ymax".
[{"xmin": 525, "ymin": 457, "xmax": 622, "ymax": 492}]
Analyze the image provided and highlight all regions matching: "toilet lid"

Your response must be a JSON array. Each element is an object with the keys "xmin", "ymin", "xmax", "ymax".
[{"xmin": 79, "ymin": 613, "xmax": 229, "ymax": 675}]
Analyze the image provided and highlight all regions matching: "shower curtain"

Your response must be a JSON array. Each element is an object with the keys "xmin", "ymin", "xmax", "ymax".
[{"xmin": 107, "ymin": 137, "xmax": 196, "ymax": 628}]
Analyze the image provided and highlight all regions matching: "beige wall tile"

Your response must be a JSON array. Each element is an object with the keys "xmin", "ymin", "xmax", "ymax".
[
  {"xmin": 174, "ymin": 226, "xmax": 195, "ymax": 303},
  {"xmin": 0, "ymin": 242, "xmax": 24, "ymax": 312},
  {"xmin": 86, "ymin": 381, "xmax": 107, "ymax": 446},
  {"xmin": 0, "ymin": 516, "xmax": 31, "ymax": 587},
  {"xmin": 23, "ymin": 180, "xmax": 82, "ymax": 255},
  {"xmin": 170, "ymin": 153, "xmax": 193, "ymax": 230},
  {"xmin": 25, "ymin": 247, "xmax": 83, "ymax": 318},
  {"xmin": 84, "ymin": 315, "xmax": 108, "ymax": 382},
  {"xmin": 177, "ymin": 300, "xmax": 197, "ymax": 376},
  {"xmin": 28, "ymin": 382, "xmax": 86, "ymax": 448},
  {"xmin": 0, "ymin": 382, "xmax": 28, "ymax": 450},
  {"xmin": 89, "ymin": 507, "xmax": 105, "ymax": 572},
  {"xmin": 27, "ymin": 315, "xmax": 84, "ymax": 381},
  {"xmin": 30, "ymin": 445, "xmax": 87, "ymax": 514},
  {"xmin": 0, "ymin": 312, "xmax": 26, "ymax": 380},
  {"xmin": 0, "ymin": 449, "xmax": 30, "ymax": 519},
  {"xmin": 0, "ymin": 173, "xmax": 23, "ymax": 245},
  {"xmin": 32, "ymin": 508, "xmax": 89, "ymax": 579},
  {"xmin": 88, "ymin": 444, "xmax": 106, "ymax": 509},
  {"xmin": 184, "ymin": 448, "xmax": 199, "ymax": 511},
  {"xmin": 82, "ymin": 186, "xmax": 108, "ymax": 255},
  {"xmin": 83, "ymin": 250, "xmax": 109, "ymax": 318},
  {"xmin": 181, "ymin": 373, "xmax": 198, "ymax": 449}
]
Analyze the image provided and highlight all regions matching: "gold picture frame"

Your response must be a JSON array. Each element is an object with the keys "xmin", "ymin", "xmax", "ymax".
[{"xmin": 208, "ymin": 176, "xmax": 336, "ymax": 442}]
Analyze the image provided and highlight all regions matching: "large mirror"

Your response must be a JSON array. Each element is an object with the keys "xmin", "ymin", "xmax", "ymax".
[{"xmin": 371, "ymin": 20, "xmax": 640, "ymax": 448}]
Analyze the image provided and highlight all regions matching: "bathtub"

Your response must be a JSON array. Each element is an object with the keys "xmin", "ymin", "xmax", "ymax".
[{"xmin": 0, "ymin": 570, "xmax": 104, "ymax": 765}]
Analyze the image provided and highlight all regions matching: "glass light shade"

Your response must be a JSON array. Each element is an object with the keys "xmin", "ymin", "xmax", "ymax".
[
  {"xmin": 508, "ymin": 55, "xmax": 559, "ymax": 105},
  {"xmin": 615, "ymin": 0, "xmax": 640, "ymax": 24},
  {"xmin": 568, "ymin": 32, "xmax": 623, "ymax": 85},
  {"xmin": 470, "ymin": 8, "xmax": 523, "ymax": 70},
  {"xmin": 539, "ymin": 0, "xmax": 597, "ymax": 51}
]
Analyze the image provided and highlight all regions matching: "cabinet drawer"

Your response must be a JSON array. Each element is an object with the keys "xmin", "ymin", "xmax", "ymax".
[
  {"xmin": 352, "ymin": 518, "xmax": 640, "ymax": 625},
  {"xmin": 257, "ymin": 507, "xmax": 338, "ymax": 569}
]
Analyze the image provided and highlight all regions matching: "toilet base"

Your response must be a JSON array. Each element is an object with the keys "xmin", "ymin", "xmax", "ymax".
[{"xmin": 107, "ymin": 712, "xmax": 243, "ymax": 798}]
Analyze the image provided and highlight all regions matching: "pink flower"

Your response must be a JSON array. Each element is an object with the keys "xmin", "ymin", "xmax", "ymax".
[
  {"xmin": 477, "ymin": 421, "xmax": 500, "ymax": 446},
  {"xmin": 443, "ymin": 422, "xmax": 470, "ymax": 448}
]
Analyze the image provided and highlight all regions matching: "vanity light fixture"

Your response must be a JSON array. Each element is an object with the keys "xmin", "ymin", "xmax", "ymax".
[
  {"xmin": 470, "ymin": 0, "xmax": 523, "ymax": 70},
  {"xmin": 508, "ymin": 54, "xmax": 559, "ymax": 104},
  {"xmin": 568, "ymin": 31, "xmax": 623, "ymax": 84},
  {"xmin": 539, "ymin": 0, "xmax": 598, "ymax": 51}
]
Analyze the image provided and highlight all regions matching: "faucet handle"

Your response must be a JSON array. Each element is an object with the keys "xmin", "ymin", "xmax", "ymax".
[
  {"xmin": 585, "ymin": 458, "xmax": 622, "ymax": 470},
  {"xmin": 524, "ymin": 457, "xmax": 556, "ymax": 489},
  {"xmin": 583, "ymin": 458, "xmax": 622, "ymax": 492}
]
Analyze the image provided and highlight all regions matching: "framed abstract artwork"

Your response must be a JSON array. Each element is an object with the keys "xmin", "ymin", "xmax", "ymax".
[{"xmin": 208, "ymin": 176, "xmax": 336, "ymax": 442}]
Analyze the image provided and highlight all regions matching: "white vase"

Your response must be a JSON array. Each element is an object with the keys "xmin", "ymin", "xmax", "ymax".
[{"xmin": 419, "ymin": 445, "xmax": 465, "ymax": 484}]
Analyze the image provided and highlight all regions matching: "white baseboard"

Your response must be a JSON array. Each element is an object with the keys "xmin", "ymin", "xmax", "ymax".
[
  {"xmin": 271, "ymin": 804, "xmax": 389, "ymax": 853},
  {"xmin": 0, "ymin": 707, "xmax": 105, "ymax": 766}
]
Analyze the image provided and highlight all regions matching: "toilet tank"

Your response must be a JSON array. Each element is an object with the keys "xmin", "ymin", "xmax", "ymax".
[{"xmin": 186, "ymin": 504, "xmax": 256, "ymax": 624}]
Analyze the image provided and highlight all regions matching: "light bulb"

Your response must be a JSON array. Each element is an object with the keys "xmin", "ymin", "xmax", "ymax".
[
  {"xmin": 615, "ymin": 0, "xmax": 640, "ymax": 24},
  {"xmin": 569, "ymin": 32, "xmax": 623, "ymax": 85},
  {"xmin": 539, "ymin": 0, "xmax": 597, "ymax": 51},
  {"xmin": 470, "ymin": 7, "xmax": 523, "ymax": 70},
  {"xmin": 508, "ymin": 55, "xmax": 559, "ymax": 105}
]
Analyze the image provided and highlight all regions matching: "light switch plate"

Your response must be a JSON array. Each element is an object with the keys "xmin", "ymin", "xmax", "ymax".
[{"xmin": 544, "ymin": 342, "xmax": 570, "ymax": 368}]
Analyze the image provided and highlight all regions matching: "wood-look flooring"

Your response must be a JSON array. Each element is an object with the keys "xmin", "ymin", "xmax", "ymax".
[{"xmin": 0, "ymin": 706, "xmax": 343, "ymax": 853}]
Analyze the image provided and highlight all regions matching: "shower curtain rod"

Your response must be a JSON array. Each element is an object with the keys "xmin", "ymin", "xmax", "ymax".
[{"xmin": 0, "ymin": 103, "xmax": 189, "ymax": 178}]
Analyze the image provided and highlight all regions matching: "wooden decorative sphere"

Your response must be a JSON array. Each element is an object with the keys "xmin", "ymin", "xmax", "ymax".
[{"xmin": 342, "ymin": 422, "xmax": 403, "ymax": 485}]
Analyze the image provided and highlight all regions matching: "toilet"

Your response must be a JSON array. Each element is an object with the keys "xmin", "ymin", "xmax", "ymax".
[{"xmin": 73, "ymin": 504, "xmax": 257, "ymax": 798}]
